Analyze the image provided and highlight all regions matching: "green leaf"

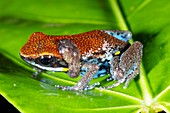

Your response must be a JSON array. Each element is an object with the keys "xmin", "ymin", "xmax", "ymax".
[{"xmin": 0, "ymin": 0, "xmax": 170, "ymax": 113}]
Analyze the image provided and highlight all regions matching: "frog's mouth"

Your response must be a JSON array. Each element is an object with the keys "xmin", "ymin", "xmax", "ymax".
[{"xmin": 20, "ymin": 55, "xmax": 69, "ymax": 72}]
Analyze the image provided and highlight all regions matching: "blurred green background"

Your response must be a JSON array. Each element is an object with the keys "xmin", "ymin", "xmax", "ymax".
[{"xmin": 0, "ymin": 0, "xmax": 170, "ymax": 113}]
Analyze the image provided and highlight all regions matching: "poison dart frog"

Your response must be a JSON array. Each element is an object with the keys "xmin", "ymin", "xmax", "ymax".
[{"xmin": 20, "ymin": 30, "xmax": 143, "ymax": 91}]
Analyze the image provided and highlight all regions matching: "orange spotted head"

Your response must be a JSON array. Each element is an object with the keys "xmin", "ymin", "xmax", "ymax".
[
  {"xmin": 20, "ymin": 32, "xmax": 68, "ymax": 71},
  {"xmin": 20, "ymin": 32, "xmax": 62, "ymax": 58}
]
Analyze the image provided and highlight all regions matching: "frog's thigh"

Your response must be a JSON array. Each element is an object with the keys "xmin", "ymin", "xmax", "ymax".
[
  {"xmin": 120, "ymin": 41, "xmax": 143, "ymax": 88},
  {"xmin": 102, "ymin": 41, "xmax": 143, "ymax": 89},
  {"xmin": 119, "ymin": 41, "xmax": 143, "ymax": 68},
  {"xmin": 58, "ymin": 39, "xmax": 81, "ymax": 78}
]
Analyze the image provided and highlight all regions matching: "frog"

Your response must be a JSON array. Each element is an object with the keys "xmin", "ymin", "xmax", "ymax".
[{"xmin": 20, "ymin": 30, "xmax": 143, "ymax": 91}]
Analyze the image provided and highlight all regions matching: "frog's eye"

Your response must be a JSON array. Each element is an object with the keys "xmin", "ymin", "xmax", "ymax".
[{"xmin": 39, "ymin": 56, "xmax": 53, "ymax": 66}]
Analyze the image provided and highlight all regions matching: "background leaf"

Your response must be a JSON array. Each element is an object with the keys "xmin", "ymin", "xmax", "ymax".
[{"xmin": 0, "ymin": 0, "xmax": 170, "ymax": 113}]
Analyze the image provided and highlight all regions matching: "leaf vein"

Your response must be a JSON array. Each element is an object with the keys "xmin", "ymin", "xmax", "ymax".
[{"xmin": 153, "ymin": 86, "xmax": 170, "ymax": 101}]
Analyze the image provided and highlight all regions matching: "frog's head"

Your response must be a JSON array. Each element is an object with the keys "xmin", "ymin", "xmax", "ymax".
[{"xmin": 20, "ymin": 32, "xmax": 68, "ymax": 72}]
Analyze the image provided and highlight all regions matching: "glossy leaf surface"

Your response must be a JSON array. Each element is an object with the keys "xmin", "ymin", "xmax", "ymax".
[{"xmin": 0, "ymin": 0, "xmax": 170, "ymax": 113}]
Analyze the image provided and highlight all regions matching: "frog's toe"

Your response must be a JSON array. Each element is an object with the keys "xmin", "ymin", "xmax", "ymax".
[
  {"xmin": 106, "ymin": 77, "xmax": 114, "ymax": 81},
  {"xmin": 32, "ymin": 68, "xmax": 44, "ymax": 78},
  {"xmin": 55, "ymin": 85, "xmax": 78, "ymax": 91},
  {"xmin": 84, "ymin": 82, "xmax": 100, "ymax": 90},
  {"xmin": 123, "ymin": 85, "xmax": 128, "ymax": 89},
  {"xmin": 99, "ymin": 87, "xmax": 106, "ymax": 90}
]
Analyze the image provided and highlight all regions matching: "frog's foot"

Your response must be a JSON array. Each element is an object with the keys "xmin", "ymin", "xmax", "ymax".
[
  {"xmin": 55, "ymin": 64, "xmax": 99, "ymax": 91},
  {"xmin": 55, "ymin": 85, "xmax": 75, "ymax": 91},
  {"xmin": 100, "ymin": 79, "xmax": 125, "ymax": 90},
  {"xmin": 84, "ymin": 82, "xmax": 100, "ymax": 90},
  {"xmin": 55, "ymin": 82, "xmax": 100, "ymax": 91},
  {"xmin": 100, "ymin": 68, "xmax": 139, "ymax": 90},
  {"xmin": 32, "ymin": 67, "xmax": 44, "ymax": 78},
  {"xmin": 106, "ymin": 77, "xmax": 114, "ymax": 82}
]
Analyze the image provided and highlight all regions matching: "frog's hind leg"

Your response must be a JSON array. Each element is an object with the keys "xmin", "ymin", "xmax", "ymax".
[
  {"xmin": 32, "ymin": 67, "xmax": 44, "ymax": 78},
  {"xmin": 100, "ymin": 56, "xmax": 125, "ymax": 90},
  {"xmin": 123, "ymin": 41, "xmax": 143, "ymax": 89},
  {"xmin": 100, "ymin": 41, "xmax": 143, "ymax": 90},
  {"xmin": 123, "ymin": 57, "xmax": 141, "ymax": 89}
]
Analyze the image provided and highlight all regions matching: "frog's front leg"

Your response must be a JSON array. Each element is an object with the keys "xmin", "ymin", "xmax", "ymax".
[
  {"xmin": 58, "ymin": 39, "xmax": 81, "ymax": 78},
  {"xmin": 32, "ymin": 67, "xmax": 44, "ymax": 77},
  {"xmin": 61, "ymin": 63, "xmax": 99, "ymax": 91},
  {"xmin": 101, "ymin": 41, "xmax": 143, "ymax": 89},
  {"xmin": 57, "ymin": 39, "xmax": 99, "ymax": 91}
]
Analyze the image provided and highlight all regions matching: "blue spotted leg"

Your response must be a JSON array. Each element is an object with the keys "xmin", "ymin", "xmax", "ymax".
[{"xmin": 100, "ymin": 41, "xmax": 143, "ymax": 89}]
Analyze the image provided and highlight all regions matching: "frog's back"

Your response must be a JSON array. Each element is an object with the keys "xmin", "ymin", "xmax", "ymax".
[
  {"xmin": 70, "ymin": 30, "xmax": 131, "ymax": 78},
  {"xmin": 70, "ymin": 30, "xmax": 129, "ymax": 59},
  {"xmin": 20, "ymin": 30, "xmax": 130, "ymax": 60}
]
